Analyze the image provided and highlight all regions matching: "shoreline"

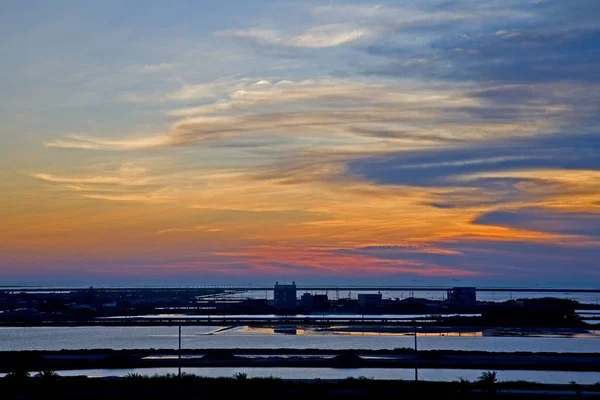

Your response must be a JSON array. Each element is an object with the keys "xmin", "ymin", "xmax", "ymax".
[
  {"xmin": 314, "ymin": 324, "xmax": 596, "ymax": 336},
  {"xmin": 2, "ymin": 374, "xmax": 599, "ymax": 399},
  {"xmin": 2, "ymin": 348, "xmax": 600, "ymax": 373},
  {"xmin": 0, "ymin": 321, "xmax": 596, "ymax": 333}
]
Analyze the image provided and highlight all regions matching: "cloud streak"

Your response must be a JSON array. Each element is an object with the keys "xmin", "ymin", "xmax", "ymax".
[
  {"xmin": 47, "ymin": 77, "xmax": 582, "ymax": 152},
  {"xmin": 216, "ymin": 23, "xmax": 372, "ymax": 49},
  {"xmin": 45, "ymin": 134, "xmax": 172, "ymax": 150}
]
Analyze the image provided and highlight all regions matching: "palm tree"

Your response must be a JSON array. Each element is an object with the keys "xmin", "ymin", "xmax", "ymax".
[
  {"xmin": 36, "ymin": 370, "xmax": 59, "ymax": 379},
  {"xmin": 456, "ymin": 377, "xmax": 471, "ymax": 394},
  {"xmin": 4, "ymin": 370, "xmax": 31, "ymax": 382},
  {"xmin": 478, "ymin": 371, "xmax": 497, "ymax": 395},
  {"xmin": 124, "ymin": 373, "xmax": 145, "ymax": 380},
  {"xmin": 570, "ymin": 381, "xmax": 582, "ymax": 396}
]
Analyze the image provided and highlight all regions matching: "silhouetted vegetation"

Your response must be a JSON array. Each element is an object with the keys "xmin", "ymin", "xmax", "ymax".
[
  {"xmin": 480, "ymin": 298, "xmax": 586, "ymax": 328},
  {"xmin": 233, "ymin": 372, "xmax": 248, "ymax": 380},
  {"xmin": 331, "ymin": 352, "xmax": 364, "ymax": 367},
  {"xmin": 1, "ymin": 372, "xmax": 599, "ymax": 399},
  {"xmin": 478, "ymin": 371, "xmax": 498, "ymax": 395},
  {"xmin": 201, "ymin": 349, "xmax": 238, "ymax": 360},
  {"xmin": 4, "ymin": 370, "xmax": 30, "ymax": 382},
  {"xmin": 34, "ymin": 370, "xmax": 59, "ymax": 380}
]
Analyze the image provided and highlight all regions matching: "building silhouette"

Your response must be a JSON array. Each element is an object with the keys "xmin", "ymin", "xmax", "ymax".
[
  {"xmin": 300, "ymin": 292, "xmax": 329, "ymax": 312},
  {"xmin": 274, "ymin": 281, "xmax": 297, "ymax": 310},
  {"xmin": 446, "ymin": 287, "xmax": 476, "ymax": 307},
  {"xmin": 358, "ymin": 293, "xmax": 383, "ymax": 311}
]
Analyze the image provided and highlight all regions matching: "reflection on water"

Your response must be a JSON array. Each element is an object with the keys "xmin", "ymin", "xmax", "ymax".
[
  {"xmin": 235, "ymin": 325, "xmax": 487, "ymax": 337},
  {"xmin": 583, "ymin": 320, "xmax": 600, "ymax": 325},
  {"xmin": 1, "ymin": 326, "xmax": 599, "ymax": 353},
  {"xmin": 241, "ymin": 327, "xmax": 306, "ymax": 335},
  {"xmin": 143, "ymin": 355, "xmax": 205, "ymax": 360},
  {"xmin": 330, "ymin": 330, "xmax": 483, "ymax": 337},
  {"xmin": 274, "ymin": 327, "xmax": 299, "ymax": 335},
  {"xmin": 2, "ymin": 367, "xmax": 599, "ymax": 384},
  {"xmin": 418, "ymin": 331, "xmax": 482, "ymax": 337}
]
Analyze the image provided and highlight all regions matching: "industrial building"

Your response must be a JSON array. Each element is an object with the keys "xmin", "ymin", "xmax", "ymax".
[
  {"xmin": 446, "ymin": 287, "xmax": 477, "ymax": 308},
  {"xmin": 357, "ymin": 293, "xmax": 383, "ymax": 310},
  {"xmin": 274, "ymin": 281, "xmax": 297, "ymax": 310},
  {"xmin": 300, "ymin": 292, "xmax": 329, "ymax": 312}
]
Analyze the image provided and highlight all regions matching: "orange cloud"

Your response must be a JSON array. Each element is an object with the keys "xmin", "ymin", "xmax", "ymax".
[{"xmin": 221, "ymin": 245, "xmax": 482, "ymax": 277}]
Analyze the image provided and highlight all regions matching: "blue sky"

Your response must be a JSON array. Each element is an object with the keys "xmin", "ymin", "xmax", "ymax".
[{"xmin": 1, "ymin": 1, "xmax": 599, "ymax": 286}]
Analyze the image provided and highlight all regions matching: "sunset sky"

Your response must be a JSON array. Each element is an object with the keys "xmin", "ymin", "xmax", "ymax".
[{"xmin": 1, "ymin": 0, "xmax": 599, "ymax": 286}]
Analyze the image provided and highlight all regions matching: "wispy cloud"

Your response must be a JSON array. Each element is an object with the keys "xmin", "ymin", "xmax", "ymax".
[
  {"xmin": 136, "ymin": 63, "xmax": 176, "ymax": 73},
  {"xmin": 395, "ymin": 155, "xmax": 553, "ymax": 170},
  {"xmin": 48, "ymin": 77, "xmax": 575, "ymax": 152},
  {"xmin": 216, "ymin": 23, "xmax": 372, "ymax": 49},
  {"xmin": 310, "ymin": 3, "xmax": 533, "ymax": 26},
  {"xmin": 222, "ymin": 244, "xmax": 483, "ymax": 276},
  {"xmin": 455, "ymin": 169, "xmax": 600, "ymax": 185},
  {"xmin": 452, "ymin": 168, "xmax": 600, "ymax": 212},
  {"xmin": 218, "ymin": 3, "xmax": 533, "ymax": 54},
  {"xmin": 45, "ymin": 133, "xmax": 172, "ymax": 150},
  {"xmin": 78, "ymin": 191, "xmax": 175, "ymax": 204},
  {"xmin": 33, "ymin": 166, "xmax": 153, "ymax": 186},
  {"xmin": 155, "ymin": 226, "xmax": 224, "ymax": 235},
  {"xmin": 32, "ymin": 163, "xmax": 177, "ymax": 204}
]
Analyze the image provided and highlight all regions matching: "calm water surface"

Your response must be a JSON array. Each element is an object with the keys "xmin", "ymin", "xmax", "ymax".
[{"xmin": 1, "ymin": 325, "xmax": 599, "ymax": 352}]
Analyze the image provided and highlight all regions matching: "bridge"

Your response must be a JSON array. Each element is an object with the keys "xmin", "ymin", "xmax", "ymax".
[
  {"xmin": 0, "ymin": 315, "xmax": 463, "ymax": 327},
  {"xmin": 2, "ymin": 286, "xmax": 599, "ymax": 293}
]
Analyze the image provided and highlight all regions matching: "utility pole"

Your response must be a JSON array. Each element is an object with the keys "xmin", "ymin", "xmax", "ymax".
[
  {"xmin": 414, "ymin": 319, "xmax": 418, "ymax": 382},
  {"xmin": 178, "ymin": 325, "xmax": 182, "ymax": 377}
]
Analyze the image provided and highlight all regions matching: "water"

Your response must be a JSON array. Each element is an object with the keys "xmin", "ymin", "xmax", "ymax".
[
  {"xmin": 2, "ymin": 323, "xmax": 599, "ymax": 384},
  {"xmin": 1, "ymin": 325, "xmax": 599, "ymax": 352},
  {"xmin": 2, "ymin": 367, "xmax": 599, "ymax": 384}
]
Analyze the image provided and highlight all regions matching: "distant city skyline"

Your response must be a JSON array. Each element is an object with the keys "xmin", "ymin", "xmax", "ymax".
[{"xmin": 1, "ymin": 1, "xmax": 599, "ymax": 285}]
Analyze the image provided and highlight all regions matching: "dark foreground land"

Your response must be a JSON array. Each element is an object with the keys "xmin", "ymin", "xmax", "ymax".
[
  {"xmin": 2, "ymin": 373, "xmax": 600, "ymax": 399},
  {"xmin": 2, "ymin": 348, "xmax": 600, "ymax": 372},
  {"xmin": 3, "ymin": 348, "xmax": 600, "ymax": 398}
]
